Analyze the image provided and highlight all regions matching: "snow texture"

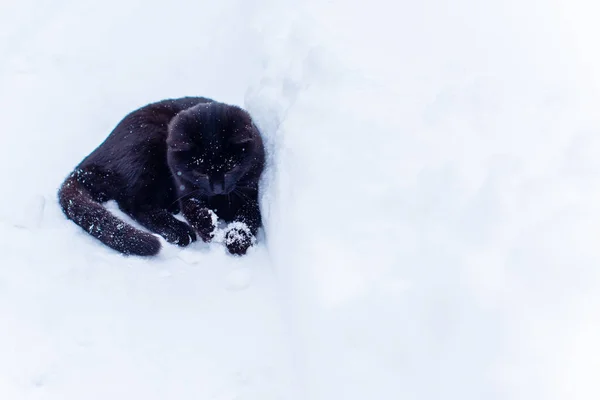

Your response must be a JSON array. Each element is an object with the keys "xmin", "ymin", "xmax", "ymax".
[{"xmin": 2, "ymin": 0, "xmax": 600, "ymax": 399}]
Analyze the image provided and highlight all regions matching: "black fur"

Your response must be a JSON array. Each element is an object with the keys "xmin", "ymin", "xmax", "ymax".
[{"xmin": 58, "ymin": 97, "xmax": 265, "ymax": 256}]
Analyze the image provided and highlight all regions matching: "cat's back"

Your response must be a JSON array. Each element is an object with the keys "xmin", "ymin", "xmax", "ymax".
[
  {"xmin": 112, "ymin": 96, "xmax": 213, "ymax": 139},
  {"xmin": 80, "ymin": 97, "xmax": 213, "ymax": 167}
]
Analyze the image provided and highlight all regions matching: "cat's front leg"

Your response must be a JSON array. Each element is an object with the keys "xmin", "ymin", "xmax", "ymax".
[
  {"xmin": 181, "ymin": 197, "xmax": 217, "ymax": 242},
  {"xmin": 224, "ymin": 199, "xmax": 261, "ymax": 256}
]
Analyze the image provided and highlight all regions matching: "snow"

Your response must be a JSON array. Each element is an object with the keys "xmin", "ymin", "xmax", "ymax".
[{"xmin": 2, "ymin": 0, "xmax": 600, "ymax": 399}]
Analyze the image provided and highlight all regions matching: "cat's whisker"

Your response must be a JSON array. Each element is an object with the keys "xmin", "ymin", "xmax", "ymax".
[
  {"xmin": 231, "ymin": 191, "xmax": 242, "ymax": 202},
  {"xmin": 171, "ymin": 188, "xmax": 203, "ymax": 205},
  {"xmin": 233, "ymin": 185, "xmax": 256, "ymax": 191},
  {"xmin": 232, "ymin": 189, "xmax": 251, "ymax": 202}
]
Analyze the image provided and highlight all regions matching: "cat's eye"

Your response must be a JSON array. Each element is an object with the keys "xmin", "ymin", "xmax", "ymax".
[{"xmin": 192, "ymin": 170, "xmax": 208, "ymax": 179}]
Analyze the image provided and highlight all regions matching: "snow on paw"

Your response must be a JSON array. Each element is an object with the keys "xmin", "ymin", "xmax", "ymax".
[
  {"xmin": 224, "ymin": 222, "xmax": 255, "ymax": 256},
  {"xmin": 159, "ymin": 219, "xmax": 197, "ymax": 247},
  {"xmin": 194, "ymin": 208, "xmax": 218, "ymax": 242}
]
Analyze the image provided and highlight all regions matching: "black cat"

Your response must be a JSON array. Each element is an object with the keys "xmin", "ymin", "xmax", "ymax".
[{"xmin": 58, "ymin": 97, "xmax": 265, "ymax": 256}]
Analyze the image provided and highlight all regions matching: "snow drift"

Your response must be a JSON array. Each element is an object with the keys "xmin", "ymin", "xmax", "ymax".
[{"xmin": 248, "ymin": 0, "xmax": 600, "ymax": 399}]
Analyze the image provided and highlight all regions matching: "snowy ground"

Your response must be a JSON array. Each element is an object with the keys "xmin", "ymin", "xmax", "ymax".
[{"xmin": 2, "ymin": 0, "xmax": 600, "ymax": 399}]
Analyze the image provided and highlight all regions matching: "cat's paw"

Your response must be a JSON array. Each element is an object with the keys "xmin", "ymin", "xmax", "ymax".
[
  {"xmin": 158, "ymin": 219, "xmax": 197, "ymax": 247},
  {"xmin": 193, "ymin": 208, "xmax": 218, "ymax": 242},
  {"xmin": 224, "ymin": 222, "xmax": 256, "ymax": 256}
]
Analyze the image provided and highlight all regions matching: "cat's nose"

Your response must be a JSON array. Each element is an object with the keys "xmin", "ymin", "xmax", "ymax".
[{"xmin": 212, "ymin": 181, "xmax": 225, "ymax": 195}]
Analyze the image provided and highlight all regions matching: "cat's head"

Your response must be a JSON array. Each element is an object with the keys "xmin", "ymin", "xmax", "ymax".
[{"xmin": 166, "ymin": 102, "xmax": 263, "ymax": 196}]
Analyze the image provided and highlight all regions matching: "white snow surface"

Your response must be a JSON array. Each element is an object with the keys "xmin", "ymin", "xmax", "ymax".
[{"xmin": 2, "ymin": 0, "xmax": 600, "ymax": 399}]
